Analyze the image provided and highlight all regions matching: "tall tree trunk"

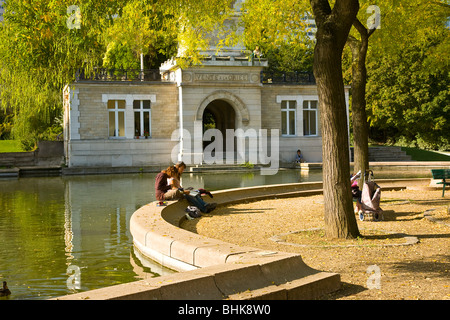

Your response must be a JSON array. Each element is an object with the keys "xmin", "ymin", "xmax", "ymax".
[
  {"xmin": 348, "ymin": 23, "xmax": 368, "ymax": 183},
  {"xmin": 310, "ymin": 0, "xmax": 360, "ymax": 239},
  {"xmin": 348, "ymin": 19, "xmax": 376, "ymax": 186}
]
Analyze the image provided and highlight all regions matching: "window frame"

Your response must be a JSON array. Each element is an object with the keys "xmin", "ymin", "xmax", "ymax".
[
  {"xmin": 133, "ymin": 100, "xmax": 151, "ymax": 138},
  {"xmin": 281, "ymin": 100, "xmax": 297, "ymax": 137},
  {"xmin": 108, "ymin": 100, "xmax": 126, "ymax": 139},
  {"xmin": 303, "ymin": 100, "xmax": 318, "ymax": 137}
]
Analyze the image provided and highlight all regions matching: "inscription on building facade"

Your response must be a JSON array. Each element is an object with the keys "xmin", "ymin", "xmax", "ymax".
[{"xmin": 194, "ymin": 73, "xmax": 249, "ymax": 82}]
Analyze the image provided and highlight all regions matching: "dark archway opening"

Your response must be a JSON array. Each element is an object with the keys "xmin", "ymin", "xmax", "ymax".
[{"xmin": 202, "ymin": 100, "xmax": 236, "ymax": 158}]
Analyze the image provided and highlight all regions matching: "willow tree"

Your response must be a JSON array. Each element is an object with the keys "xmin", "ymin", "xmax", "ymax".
[
  {"xmin": 0, "ymin": 0, "xmax": 127, "ymax": 149},
  {"xmin": 0, "ymin": 0, "xmax": 234, "ymax": 149},
  {"xmin": 101, "ymin": 0, "xmax": 234, "ymax": 70}
]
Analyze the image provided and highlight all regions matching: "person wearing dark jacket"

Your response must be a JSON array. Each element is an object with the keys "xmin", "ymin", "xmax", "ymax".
[
  {"xmin": 155, "ymin": 166, "xmax": 184, "ymax": 201},
  {"xmin": 155, "ymin": 163, "xmax": 216, "ymax": 213}
]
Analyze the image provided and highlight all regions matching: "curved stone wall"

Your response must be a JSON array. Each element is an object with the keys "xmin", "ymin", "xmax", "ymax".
[
  {"xmin": 130, "ymin": 181, "xmax": 324, "ymax": 271},
  {"xmin": 56, "ymin": 178, "xmax": 430, "ymax": 300}
]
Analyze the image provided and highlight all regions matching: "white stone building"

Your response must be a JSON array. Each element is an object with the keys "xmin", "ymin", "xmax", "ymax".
[{"xmin": 63, "ymin": 1, "xmax": 350, "ymax": 170}]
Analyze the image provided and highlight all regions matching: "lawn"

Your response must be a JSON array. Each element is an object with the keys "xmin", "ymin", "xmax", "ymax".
[
  {"xmin": 401, "ymin": 146, "xmax": 450, "ymax": 161},
  {"xmin": 0, "ymin": 140, "xmax": 25, "ymax": 153}
]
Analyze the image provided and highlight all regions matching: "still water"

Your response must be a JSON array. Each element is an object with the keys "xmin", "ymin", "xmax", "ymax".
[
  {"xmin": 0, "ymin": 169, "xmax": 324, "ymax": 300},
  {"xmin": 0, "ymin": 167, "xmax": 433, "ymax": 300}
]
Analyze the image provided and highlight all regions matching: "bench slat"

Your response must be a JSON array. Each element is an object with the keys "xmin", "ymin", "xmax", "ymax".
[
  {"xmin": 431, "ymin": 169, "xmax": 450, "ymax": 197},
  {"xmin": 431, "ymin": 169, "xmax": 450, "ymax": 179}
]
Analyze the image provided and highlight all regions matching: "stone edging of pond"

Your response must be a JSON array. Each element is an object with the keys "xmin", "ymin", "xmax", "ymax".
[
  {"xmin": 54, "ymin": 178, "xmax": 432, "ymax": 300},
  {"xmin": 55, "ymin": 181, "xmax": 345, "ymax": 300}
]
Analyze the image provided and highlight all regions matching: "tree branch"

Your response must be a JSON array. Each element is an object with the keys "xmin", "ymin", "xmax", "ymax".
[
  {"xmin": 332, "ymin": 0, "xmax": 360, "ymax": 25},
  {"xmin": 352, "ymin": 18, "xmax": 368, "ymax": 39},
  {"xmin": 368, "ymin": 27, "xmax": 376, "ymax": 38},
  {"xmin": 309, "ymin": 0, "xmax": 331, "ymax": 28},
  {"xmin": 310, "ymin": 0, "xmax": 360, "ymax": 47},
  {"xmin": 352, "ymin": 17, "xmax": 377, "ymax": 40}
]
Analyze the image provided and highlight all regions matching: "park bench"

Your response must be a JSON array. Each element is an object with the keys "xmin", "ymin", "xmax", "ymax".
[{"xmin": 431, "ymin": 169, "xmax": 450, "ymax": 197}]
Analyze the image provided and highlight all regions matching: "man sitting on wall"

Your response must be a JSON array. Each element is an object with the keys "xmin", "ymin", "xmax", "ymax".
[{"xmin": 295, "ymin": 149, "xmax": 306, "ymax": 164}]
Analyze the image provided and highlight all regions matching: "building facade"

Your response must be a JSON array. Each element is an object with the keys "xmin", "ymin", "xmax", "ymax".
[
  {"xmin": 64, "ymin": 60, "xmax": 350, "ymax": 169},
  {"xmin": 63, "ymin": 1, "xmax": 350, "ymax": 169}
]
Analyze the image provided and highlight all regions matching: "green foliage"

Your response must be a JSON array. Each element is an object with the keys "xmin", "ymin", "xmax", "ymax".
[
  {"xmin": 241, "ymin": 0, "xmax": 314, "ymax": 72},
  {"xmin": 203, "ymin": 110, "xmax": 216, "ymax": 131},
  {"xmin": 0, "ymin": 0, "xmax": 234, "ymax": 148},
  {"xmin": 240, "ymin": 161, "xmax": 255, "ymax": 169},
  {"xmin": 1, "ymin": 0, "xmax": 447, "ymax": 152},
  {"xmin": 263, "ymin": 43, "xmax": 314, "ymax": 73},
  {"xmin": 103, "ymin": 42, "xmax": 141, "ymax": 70},
  {"xmin": 101, "ymin": 0, "xmax": 178, "ymax": 69},
  {"xmin": 38, "ymin": 125, "xmax": 64, "ymax": 142},
  {"xmin": 365, "ymin": 0, "xmax": 450, "ymax": 150},
  {"xmin": 0, "ymin": 0, "xmax": 122, "ymax": 147},
  {"xmin": 175, "ymin": 0, "xmax": 234, "ymax": 66},
  {"xmin": 0, "ymin": 110, "xmax": 13, "ymax": 140}
]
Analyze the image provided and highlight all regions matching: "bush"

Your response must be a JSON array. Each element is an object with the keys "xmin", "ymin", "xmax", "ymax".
[
  {"xmin": 38, "ymin": 126, "xmax": 63, "ymax": 142},
  {"xmin": 19, "ymin": 133, "xmax": 37, "ymax": 151},
  {"xmin": 0, "ymin": 122, "xmax": 13, "ymax": 140},
  {"xmin": 393, "ymin": 135, "xmax": 450, "ymax": 152}
]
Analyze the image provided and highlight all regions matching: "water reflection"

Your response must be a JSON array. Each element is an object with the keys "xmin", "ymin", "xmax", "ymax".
[
  {"xmin": 0, "ymin": 167, "xmax": 432, "ymax": 299},
  {"xmin": 181, "ymin": 169, "xmax": 323, "ymax": 191},
  {"xmin": 0, "ymin": 174, "xmax": 171, "ymax": 300}
]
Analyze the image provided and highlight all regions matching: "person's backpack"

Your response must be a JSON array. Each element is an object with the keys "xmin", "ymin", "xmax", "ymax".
[{"xmin": 185, "ymin": 206, "xmax": 202, "ymax": 220}]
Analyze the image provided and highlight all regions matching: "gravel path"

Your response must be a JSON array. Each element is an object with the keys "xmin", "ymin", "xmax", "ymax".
[{"xmin": 181, "ymin": 188, "xmax": 450, "ymax": 300}]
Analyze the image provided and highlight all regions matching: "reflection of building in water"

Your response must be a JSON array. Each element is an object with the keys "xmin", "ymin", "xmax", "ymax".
[
  {"xmin": 0, "ymin": 174, "xmax": 175, "ymax": 296},
  {"xmin": 65, "ymin": 176, "xmax": 138, "ymax": 252},
  {"xmin": 64, "ymin": 186, "xmax": 74, "ymax": 263},
  {"xmin": 62, "ymin": 175, "xmax": 162, "ymax": 281}
]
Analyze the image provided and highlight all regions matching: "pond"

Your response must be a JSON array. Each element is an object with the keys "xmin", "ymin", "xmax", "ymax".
[
  {"xmin": 0, "ymin": 169, "xmax": 325, "ymax": 300},
  {"xmin": 0, "ymin": 167, "xmax": 433, "ymax": 300}
]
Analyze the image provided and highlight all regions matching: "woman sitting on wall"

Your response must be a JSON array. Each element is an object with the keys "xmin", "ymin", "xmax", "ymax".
[{"xmin": 155, "ymin": 162, "xmax": 216, "ymax": 213}]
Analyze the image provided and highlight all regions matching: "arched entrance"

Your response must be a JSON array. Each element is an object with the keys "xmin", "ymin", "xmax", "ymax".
[
  {"xmin": 202, "ymin": 99, "xmax": 236, "ymax": 159},
  {"xmin": 192, "ymin": 90, "xmax": 250, "ymax": 164}
]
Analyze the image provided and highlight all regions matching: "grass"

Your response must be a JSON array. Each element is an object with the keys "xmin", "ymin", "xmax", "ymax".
[
  {"xmin": 400, "ymin": 146, "xmax": 450, "ymax": 161},
  {"xmin": 0, "ymin": 140, "xmax": 25, "ymax": 153}
]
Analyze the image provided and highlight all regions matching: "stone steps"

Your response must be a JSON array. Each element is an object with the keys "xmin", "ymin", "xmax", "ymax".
[
  {"xmin": 351, "ymin": 146, "xmax": 412, "ymax": 162},
  {"xmin": 0, "ymin": 152, "xmax": 36, "ymax": 167},
  {"xmin": 188, "ymin": 163, "xmax": 259, "ymax": 172},
  {"xmin": 54, "ymin": 252, "xmax": 341, "ymax": 300}
]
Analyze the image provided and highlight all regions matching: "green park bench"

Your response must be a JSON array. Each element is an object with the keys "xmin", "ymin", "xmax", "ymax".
[{"xmin": 431, "ymin": 169, "xmax": 450, "ymax": 197}]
